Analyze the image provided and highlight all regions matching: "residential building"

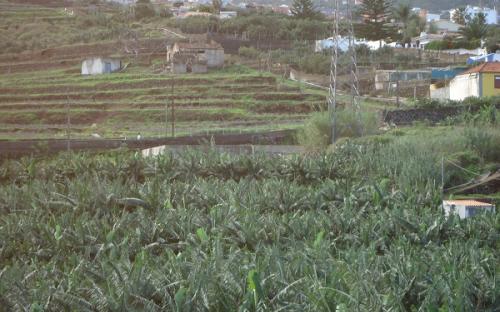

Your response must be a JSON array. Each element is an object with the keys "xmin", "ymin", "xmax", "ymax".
[
  {"xmin": 432, "ymin": 20, "xmax": 461, "ymax": 33},
  {"xmin": 449, "ymin": 62, "xmax": 500, "ymax": 101},
  {"xmin": 219, "ymin": 11, "xmax": 237, "ymax": 19},
  {"xmin": 81, "ymin": 57, "xmax": 121, "ymax": 75},
  {"xmin": 443, "ymin": 200, "xmax": 495, "ymax": 219}
]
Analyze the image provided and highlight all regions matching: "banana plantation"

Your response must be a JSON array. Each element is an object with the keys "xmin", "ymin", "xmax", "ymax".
[{"xmin": 0, "ymin": 130, "xmax": 499, "ymax": 311}]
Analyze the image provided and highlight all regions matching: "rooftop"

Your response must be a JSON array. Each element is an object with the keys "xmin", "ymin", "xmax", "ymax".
[
  {"xmin": 443, "ymin": 200, "xmax": 493, "ymax": 207},
  {"xmin": 459, "ymin": 62, "xmax": 500, "ymax": 75}
]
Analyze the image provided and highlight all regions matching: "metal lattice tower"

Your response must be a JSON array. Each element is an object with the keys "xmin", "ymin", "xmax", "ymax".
[{"xmin": 329, "ymin": 0, "xmax": 361, "ymax": 143}]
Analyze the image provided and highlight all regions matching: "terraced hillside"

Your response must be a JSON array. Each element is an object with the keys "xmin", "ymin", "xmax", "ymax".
[
  {"xmin": 0, "ymin": 0, "xmax": 328, "ymax": 139},
  {"xmin": 0, "ymin": 61, "xmax": 326, "ymax": 139}
]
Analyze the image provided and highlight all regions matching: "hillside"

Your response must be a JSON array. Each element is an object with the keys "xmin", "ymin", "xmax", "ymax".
[{"xmin": 0, "ymin": 0, "xmax": 329, "ymax": 140}]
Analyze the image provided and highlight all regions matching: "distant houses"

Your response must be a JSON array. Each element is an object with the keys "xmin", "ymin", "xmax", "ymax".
[{"xmin": 81, "ymin": 57, "xmax": 122, "ymax": 75}]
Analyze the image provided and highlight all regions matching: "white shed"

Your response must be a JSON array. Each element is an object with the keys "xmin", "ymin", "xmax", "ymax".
[
  {"xmin": 82, "ymin": 57, "xmax": 122, "ymax": 75},
  {"xmin": 442, "ymin": 200, "xmax": 495, "ymax": 219}
]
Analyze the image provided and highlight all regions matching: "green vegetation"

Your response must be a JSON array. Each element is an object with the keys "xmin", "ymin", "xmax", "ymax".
[
  {"xmin": 0, "ymin": 125, "xmax": 498, "ymax": 310},
  {"xmin": 298, "ymin": 110, "xmax": 379, "ymax": 149}
]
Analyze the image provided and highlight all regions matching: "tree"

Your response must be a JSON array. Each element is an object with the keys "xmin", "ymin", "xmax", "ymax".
[
  {"xmin": 212, "ymin": 0, "xmax": 222, "ymax": 15},
  {"xmin": 459, "ymin": 13, "xmax": 488, "ymax": 41},
  {"xmin": 290, "ymin": 0, "xmax": 320, "ymax": 19},
  {"xmin": 356, "ymin": 0, "xmax": 395, "ymax": 43},
  {"xmin": 392, "ymin": 3, "xmax": 425, "ymax": 45},
  {"xmin": 135, "ymin": 0, "xmax": 155, "ymax": 20},
  {"xmin": 451, "ymin": 7, "xmax": 468, "ymax": 25}
]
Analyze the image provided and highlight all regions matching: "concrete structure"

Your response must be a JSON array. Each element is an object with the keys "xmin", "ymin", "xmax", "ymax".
[
  {"xmin": 167, "ymin": 41, "xmax": 224, "ymax": 71},
  {"xmin": 443, "ymin": 200, "xmax": 495, "ymax": 219},
  {"xmin": 449, "ymin": 63, "xmax": 500, "ymax": 101},
  {"xmin": 315, "ymin": 36, "xmax": 391, "ymax": 53},
  {"xmin": 432, "ymin": 20, "xmax": 461, "ymax": 33},
  {"xmin": 81, "ymin": 57, "xmax": 121, "ymax": 75},
  {"xmin": 106, "ymin": 0, "xmax": 136, "ymax": 5},
  {"xmin": 411, "ymin": 32, "xmax": 450, "ymax": 49},
  {"xmin": 450, "ymin": 6, "xmax": 498, "ymax": 25},
  {"xmin": 219, "ymin": 11, "xmax": 237, "ymax": 19},
  {"xmin": 171, "ymin": 53, "xmax": 208, "ymax": 74},
  {"xmin": 375, "ymin": 70, "xmax": 431, "ymax": 91}
]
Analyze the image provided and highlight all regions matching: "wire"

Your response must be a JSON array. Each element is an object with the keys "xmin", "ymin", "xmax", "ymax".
[{"xmin": 445, "ymin": 159, "xmax": 483, "ymax": 177}]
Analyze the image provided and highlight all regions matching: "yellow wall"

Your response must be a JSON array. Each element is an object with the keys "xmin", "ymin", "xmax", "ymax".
[{"xmin": 482, "ymin": 73, "xmax": 500, "ymax": 97}]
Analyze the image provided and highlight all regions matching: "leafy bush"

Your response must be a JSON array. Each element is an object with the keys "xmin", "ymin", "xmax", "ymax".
[
  {"xmin": 298, "ymin": 110, "xmax": 379, "ymax": 150},
  {"xmin": 238, "ymin": 46, "xmax": 260, "ymax": 58},
  {"xmin": 464, "ymin": 127, "xmax": 500, "ymax": 162}
]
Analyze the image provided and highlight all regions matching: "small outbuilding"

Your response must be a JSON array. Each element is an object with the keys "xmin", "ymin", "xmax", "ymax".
[
  {"xmin": 82, "ymin": 57, "xmax": 122, "ymax": 75},
  {"xmin": 442, "ymin": 200, "xmax": 495, "ymax": 219},
  {"xmin": 167, "ymin": 41, "xmax": 224, "ymax": 72},
  {"xmin": 171, "ymin": 53, "xmax": 208, "ymax": 74}
]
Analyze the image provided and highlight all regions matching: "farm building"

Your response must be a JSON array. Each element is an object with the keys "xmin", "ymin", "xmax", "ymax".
[
  {"xmin": 167, "ymin": 41, "xmax": 224, "ymax": 70},
  {"xmin": 81, "ymin": 57, "xmax": 121, "ymax": 75},
  {"xmin": 171, "ymin": 53, "xmax": 208, "ymax": 74},
  {"xmin": 449, "ymin": 63, "xmax": 500, "ymax": 101},
  {"xmin": 443, "ymin": 200, "xmax": 495, "ymax": 219}
]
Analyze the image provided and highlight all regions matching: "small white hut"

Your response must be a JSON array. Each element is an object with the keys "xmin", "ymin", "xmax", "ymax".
[
  {"xmin": 442, "ymin": 200, "xmax": 495, "ymax": 219},
  {"xmin": 82, "ymin": 57, "xmax": 122, "ymax": 75}
]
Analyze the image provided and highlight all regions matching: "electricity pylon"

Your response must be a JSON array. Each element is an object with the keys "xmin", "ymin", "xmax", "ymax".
[{"xmin": 329, "ymin": 0, "xmax": 361, "ymax": 144}]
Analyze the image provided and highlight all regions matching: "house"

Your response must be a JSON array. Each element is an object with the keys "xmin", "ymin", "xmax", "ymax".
[
  {"xmin": 219, "ymin": 11, "xmax": 237, "ymax": 19},
  {"xmin": 449, "ymin": 62, "xmax": 500, "ymax": 101},
  {"xmin": 81, "ymin": 57, "xmax": 121, "ymax": 75},
  {"xmin": 167, "ymin": 41, "xmax": 224, "ymax": 68},
  {"xmin": 443, "ymin": 200, "xmax": 495, "ymax": 219}
]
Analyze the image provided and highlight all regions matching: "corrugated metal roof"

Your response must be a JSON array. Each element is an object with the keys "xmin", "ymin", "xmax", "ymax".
[
  {"xmin": 443, "ymin": 200, "xmax": 493, "ymax": 207},
  {"xmin": 459, "ymin": 62, "xmax": 500, "ymax": 75}
]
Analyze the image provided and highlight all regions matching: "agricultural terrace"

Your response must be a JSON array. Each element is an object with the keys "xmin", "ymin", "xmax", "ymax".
[
  {"xmin": 0, "ymin": 126, "xmax": 499, "ymax": 310},
  {"xmin": 0, "ymin": 25, "xmax": 330, "ymax": 140}
]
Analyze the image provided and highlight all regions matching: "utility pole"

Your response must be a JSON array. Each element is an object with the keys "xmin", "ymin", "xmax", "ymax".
[
  {"xmin": 329, "ymin": 0, "xmax": 361, "ymax": 144},
  {"xmin": 66, "ymin": 95, "xmax": 71, "ymax": 152},
  {"xmin": 441, "ymin": 156, "xmax": 445, "ymax": 196},
  {"xmin": 171, "ymin": 78, "xmax": 175, "ymax": 137},
  {"xmin": 165, "ymin": 89, "xmax": 168, "ymax": 138}
]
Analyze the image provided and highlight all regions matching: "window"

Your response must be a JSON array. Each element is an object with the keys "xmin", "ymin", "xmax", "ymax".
[{"xmin": 495, "ymin": 75, "xmax": 500, "ymax": 89}]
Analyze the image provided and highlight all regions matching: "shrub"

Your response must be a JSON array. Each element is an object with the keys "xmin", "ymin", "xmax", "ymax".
[
  {"xmin": 298, "ymin": 110, "xmax": 379, "ymax": 150},
  {"xmin": 238, "ymin": 46, "xmax": 260, "ymax": 58},
  {"xmin": 463, "ymin": 127, "xmax": 500, "ymax": 162}
]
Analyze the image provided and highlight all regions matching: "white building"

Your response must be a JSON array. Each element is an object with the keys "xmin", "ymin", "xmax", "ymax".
[
  {"xmin": 219, "ymin": 11, "xmax": 237, "ymax": 19},
  {"xmin": 450, "ymin": 6, "xmax": 498, "ymax": 25},
  {"xmin": 426, "ymin": 13, "xmax": 441, "ymax": 22},
  {"xmin": 443, "ymin": 200, "xmax": 495, "ymax": 219},
  {"xmin": 82, "ymin": 57, "xmax": 122, "ymax": 75},
  {"xmin": 106, "ymin": 0, "xmax": 136, "ymax": 5}
]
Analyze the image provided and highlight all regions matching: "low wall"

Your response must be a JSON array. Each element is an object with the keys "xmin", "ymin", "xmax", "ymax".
[
  {"xmin": 0, "ymin": 130, "xmax": 295, "ymax": 158},
  {"xmin": 384, "ymin": 103, "xmax": 500, "ymax": 125}
]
